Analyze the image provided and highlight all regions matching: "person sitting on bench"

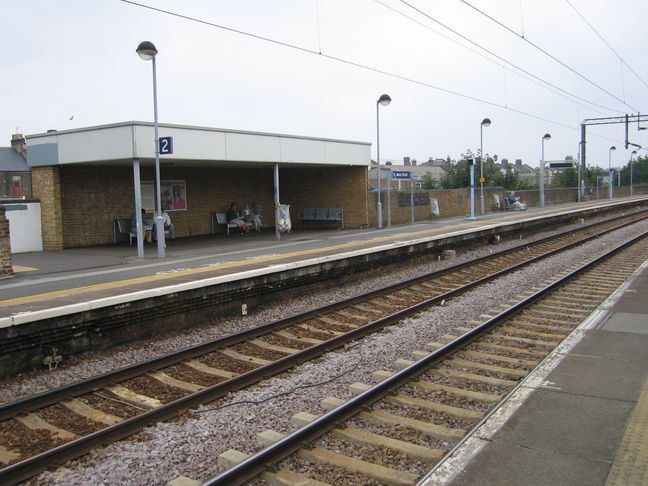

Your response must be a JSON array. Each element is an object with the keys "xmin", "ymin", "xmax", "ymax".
[
  {"xmin": 226, "ymin": 202, "xmax": 250, "ymax": 233},
  {"xmin": 507, "ymin": 192, "xmax": 527, "ymax": 211}
]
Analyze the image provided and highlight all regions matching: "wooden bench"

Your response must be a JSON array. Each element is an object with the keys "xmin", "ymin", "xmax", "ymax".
[
  {"xmin": 298, "ymin": 208, "xmax": 344, "ymax": 229},
  {"xmin": 211, "ymin": 212, "xmax": 240, "ymax": 235}
]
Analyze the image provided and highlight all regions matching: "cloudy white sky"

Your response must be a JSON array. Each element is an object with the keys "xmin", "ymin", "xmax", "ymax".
[{"xmin": 3, "ymin": 0, "xmax": 648, "ymax": 169}]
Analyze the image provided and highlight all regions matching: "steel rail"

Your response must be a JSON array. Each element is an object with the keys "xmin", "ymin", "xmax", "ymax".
[
  {"xmin": 0, "ymin": 214, "xmax": 645, "ymax": 484},
  {"xmin": 1, "ymin": 210, "xmax": 643, "ymax": 422},
  {"xmin": 203, "ymin": 231, "xmax": 648, "ymax": 485}
]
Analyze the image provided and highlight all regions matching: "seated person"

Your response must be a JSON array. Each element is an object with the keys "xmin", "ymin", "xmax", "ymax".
[
  {"xmin": 242, "ymin": 202, "xmax": 262, "ymax": 232},
  {"xmin": 226, "ymin": 202, "xmax": 250, "ymax": 233},
  {"xmin": 506, "ymin": 191, "xmax": 527, "ymax": 211},
  {"xmin": 153, "ymin": 209, "xmax": 175, "ymax": 241},
  {"xmin": 130, "ymin": 208, "xmax": 152, "ymax": 242}
]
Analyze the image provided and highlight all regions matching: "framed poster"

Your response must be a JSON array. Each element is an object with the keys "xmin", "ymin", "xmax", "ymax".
[{"xmin": 141, "ymin": 180, "xmax": 186, "ymax": 212}]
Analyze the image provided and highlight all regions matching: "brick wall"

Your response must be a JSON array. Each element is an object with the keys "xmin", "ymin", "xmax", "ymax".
[
  {"xmin": 32, "ymin": 166, "xmax": 64, "ymax": 250},
  {"xmin": 281, "ymin": 166, "xmax": 368, "ymax": 229},
  {"xmin": 55, "ymin": 164, "xmax": 368, "ymax": 247},
  {"xmin": 0, "ymin": 208, "xmax": 14, "ymax": 278}
]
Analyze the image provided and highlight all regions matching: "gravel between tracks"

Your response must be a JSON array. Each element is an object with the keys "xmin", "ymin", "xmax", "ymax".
[{"xmin": 14, "ymin": 219, "xmax": 648, "ymax": 486}]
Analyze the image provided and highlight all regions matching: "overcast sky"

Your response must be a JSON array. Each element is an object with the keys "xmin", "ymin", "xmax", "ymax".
[{"xmin": 3, "ymin": 0, "xmax": 647, "ymax": 169}]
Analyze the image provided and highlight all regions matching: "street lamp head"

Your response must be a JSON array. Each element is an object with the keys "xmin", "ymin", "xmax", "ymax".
[
  {"xmin": 378, "ymin": 94, "xmax": 391, "ymax": 106},
  {"xmin": 481, "ymin": 118, "xmax": 491, "ymax": 127},
  {"xmin": 136, "ymin": 41, "xmax": 158, "ymax": 60},
  {"xmin": 542, "ymin": 133, "xmax": 551, "ymax": 141},
  {"xmin": 610, "ymin": 145, "xmax": 616, "ymax": 152}
]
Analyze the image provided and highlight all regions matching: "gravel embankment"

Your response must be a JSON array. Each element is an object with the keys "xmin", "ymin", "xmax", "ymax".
[{"xmin": 17, "ymin": 219, "xmax": 648, "ymax": 486}]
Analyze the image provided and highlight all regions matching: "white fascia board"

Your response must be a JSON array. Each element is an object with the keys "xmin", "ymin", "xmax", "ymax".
[
  {"xmin": 27, "ymin": 125, "xmax": 135, "ymax": 165},
  {"xmin": 325, "ymin": 140, "xmax": 371, "ymax": 166}
]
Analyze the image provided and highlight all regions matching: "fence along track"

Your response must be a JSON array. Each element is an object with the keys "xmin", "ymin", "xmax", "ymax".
[
  {"xmin": 210, "ymin": 232, "xmax": 648, "ymax": 486},
  {"xmin": 0, "ymin": 213, "xmax": 645, "ymax": 485}
]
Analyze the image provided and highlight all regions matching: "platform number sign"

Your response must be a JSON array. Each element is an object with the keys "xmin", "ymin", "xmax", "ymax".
[{"xmin": 159, "ymin": 136, "xmax": 173, "ymax": 155}]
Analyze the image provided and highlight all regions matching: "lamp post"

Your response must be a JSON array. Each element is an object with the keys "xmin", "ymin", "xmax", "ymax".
[
  {"xmin": 376, "ymin": 94, "xmax": 391, "ymax": 229},
  {"xmin": 468, "ymin": 157, "xmax": 476, "ymax": 220},
  {"xmin": 540, "ymin": 133, "xmax": 551, "ymax": 208},
  {"xmin": 630, "ymin": 150, "xmax": 637, "ymax": 196},
  {"xmin": 479, "ymin": 118, "xmax": 491, "ymax": 215},
  {"xmin": 608, "ymin": 145, "xmax": 616, "ymax": 200},
  {"xmin": 136, "ymin": 40, "xmax": 165, "ymax": 258}
]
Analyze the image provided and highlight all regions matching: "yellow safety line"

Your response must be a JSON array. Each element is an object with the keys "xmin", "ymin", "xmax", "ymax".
[{"xmin": 0, "ymin": 203, "xmax": 609, "ymax": 306}]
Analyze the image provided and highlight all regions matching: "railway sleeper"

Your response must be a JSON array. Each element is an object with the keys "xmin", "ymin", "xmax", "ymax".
[
  {"xmin": 439, "ymin": 335, "xmax": 547, "ymax": 359},
  {"xmin": 296, "ymin": 323, "xmax": 344, "ymax": 336},
  {"xmin": 321, "ymin": 397, "xmax": 464, "ymax": 442},
  {"xmin": 425, "ymin": 343, "xmax": 539, "ymax": 367},
  {"xmin": 457, "ymin": 326, "xmax": 565, "ymax": 346},
  {"xmin": 373, "ymin": 370, "xmax": 503, "ymax": 404},
  {"xmin": 183, "ymin": 359, "xmax": 236, "ymax": 379},
  {"xmin": 292, "ymin": 412, "xmax": 445, "ymax": 463},
  {"xmin": 14, "ymin": 413, "xmax": 77, "ymax": 441},
  {"xmin": 502, "ymin": 318, "xmax": 575, "ymax": 331},
  {"xmin": 217, "ymin": 448, "xmax": 332, "ymax": 486},
  {"xmin": 258, "ymin": 428, "xmax": 420, "ymax": 486},
  {"xmin": 432, "ymin": 357, "xmax": 527, "ymax": 379},
  {"xmin": 395, "ymin": 359, "xmax": 518, "ymax": 388},
  {"xmin": 348, "ymin": 382, "xmax": 484, "ymax": 420},
  {"xmin": 456, "ymin": 327, "xmax": 556, "ymax": 347},
  {"xmin": 273, "ymin": 330, "xmax": 324, "ymax": 345}
]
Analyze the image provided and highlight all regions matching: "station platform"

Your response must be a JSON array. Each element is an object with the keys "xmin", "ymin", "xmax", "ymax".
[
  {"xmin": 422, "ymin": 255, "xmax": 648, "ymax": 486},
  {"xmin": 2, "ymin": 198, "xmax": 645, "ymax": 322}
]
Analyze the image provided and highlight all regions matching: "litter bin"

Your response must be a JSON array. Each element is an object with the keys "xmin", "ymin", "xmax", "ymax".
[{"xmin": 276, "ymin": 204, "xmax": 291, "ymax": 233}]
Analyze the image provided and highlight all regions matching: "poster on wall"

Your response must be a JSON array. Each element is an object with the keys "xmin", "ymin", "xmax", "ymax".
[{"xmin": 141, "ymin": 180, "xmax": 186, "ymax": 212}]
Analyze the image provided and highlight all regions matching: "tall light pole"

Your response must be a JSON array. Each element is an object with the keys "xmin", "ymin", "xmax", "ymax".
[
  {"xmin": 376, "ymin": 94, "xmax": 391, "ymax": 229},
  {"xmin": 608, "ymin": 145, "xmax": 616, "ymax": 200},
  {"xmin": 540, "ymin": 133, "xmax": 551, "ymax": 208},
  {"xmin": 136, "ymin": 40, "xmax": 165, "ymax": 258},
  {"xmin": 468, "ymin": 157, "xmax": 476, "ymax": 220},
  {"xmin": 630, "ymin": 150, "xmax": 637, "ymax": 196},
  {"xmin": 479, "ymin": 118, "xmax": 491, "ymax": 215}
]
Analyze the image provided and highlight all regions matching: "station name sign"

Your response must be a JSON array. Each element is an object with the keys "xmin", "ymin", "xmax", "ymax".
[{"xmin": 390, "ymin": 171, "xmax": 412, "ymax": 180}]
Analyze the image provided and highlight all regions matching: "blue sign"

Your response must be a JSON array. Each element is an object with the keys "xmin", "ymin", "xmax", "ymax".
[
  {"xmin": 391, "ymin": 170, "xmax": 412, "ymax": 180},
  {"xmin": 159, "ymin": 136, "xmax": 173, "ymax": 154}
]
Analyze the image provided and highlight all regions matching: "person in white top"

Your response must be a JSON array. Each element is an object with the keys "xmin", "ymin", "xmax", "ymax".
[{"xmin": 154, "ymin": 209, "xmax": 175, "ymax": 240}]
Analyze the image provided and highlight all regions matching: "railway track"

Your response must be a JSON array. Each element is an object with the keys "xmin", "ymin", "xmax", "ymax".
[
  {"xmin": 209, "ymin": 230, "xmax": 648, "ymax": 486},
  {"xmin": 0, "ymin": 211, "xmax": 646, "ymax": 484}
]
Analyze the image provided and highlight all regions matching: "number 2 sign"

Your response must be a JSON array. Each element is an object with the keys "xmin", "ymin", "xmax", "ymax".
[{"xmin": 159, "ymin": 136, "xmax": 173, "ymax": 155}]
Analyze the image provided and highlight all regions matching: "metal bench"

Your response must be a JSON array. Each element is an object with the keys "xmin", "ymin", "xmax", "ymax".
[
  {"xmin": 114, "ymin": 218, "xmax": 136, "ymax": 245},
  {"xmin": 298, "ymin": 208, "xmax": 344, "ymax": 229},
  {"xmin": 211, "ymin": 212, "xmax": 240, "ymax": 235}
]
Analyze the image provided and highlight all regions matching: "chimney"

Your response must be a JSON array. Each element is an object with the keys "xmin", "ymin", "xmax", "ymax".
[
  {"xmin": 403, "ymin": 156, "xmax": 410, "ymax": 166},
  {"xmin": 11, "ymin": 134, "xmax": 26, "ymax": 157}
]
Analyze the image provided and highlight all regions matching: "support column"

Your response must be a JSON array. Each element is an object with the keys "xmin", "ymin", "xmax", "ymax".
[{"xmin": 31, "ymin": 166, "xmax": 64, "ymax": 251}]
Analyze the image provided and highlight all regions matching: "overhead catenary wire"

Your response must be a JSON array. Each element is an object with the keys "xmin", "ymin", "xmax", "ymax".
[
  {"xmin": 456, "ymin": 0, "xmax": 640, "ymax": 112},
  {"xmin": 397, "ymin": 0, "xmax": 630, "ymax": 114},
  {"xmin": 119, "ymin": 0, "xmax": 626, "ymax": 145},
  {"xmin": 374, "ymin": 0, "xmax": 612, "ymax": 118},
  {"xmin": 565, "ymin": 0, "xmax": 648, "ymax": 91}
]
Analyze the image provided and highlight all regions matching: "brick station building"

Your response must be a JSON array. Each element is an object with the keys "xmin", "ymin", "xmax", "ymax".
[{"xmin": 25, "ymin": 122, "xmax": 371, "ymax": 250}]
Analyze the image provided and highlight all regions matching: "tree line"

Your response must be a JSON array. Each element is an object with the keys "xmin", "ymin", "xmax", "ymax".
[{"xmin": 420, "ymin": 154, "xmax": 648, "ymax": 191}]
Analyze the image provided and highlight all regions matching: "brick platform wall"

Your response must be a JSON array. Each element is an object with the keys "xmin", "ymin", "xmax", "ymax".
[
  {"xmin": 0, "ymin": 208, "xmax": 14, "ymax": 278},
  {"xmin": 32, "ymin": 166, "xmax": 64, "ymax": 251}
]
